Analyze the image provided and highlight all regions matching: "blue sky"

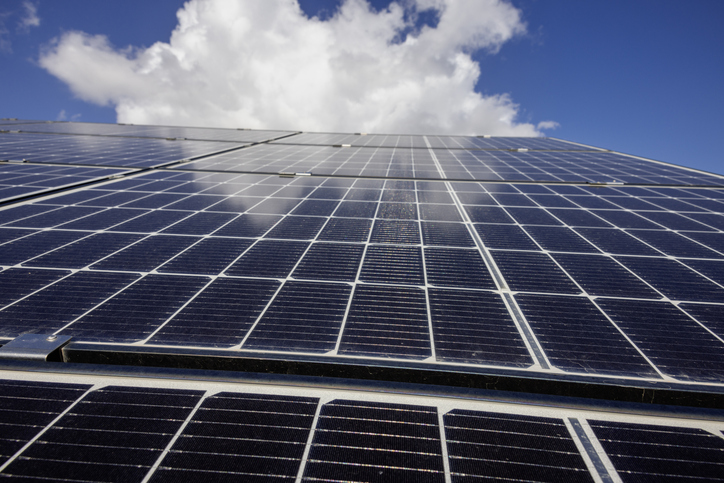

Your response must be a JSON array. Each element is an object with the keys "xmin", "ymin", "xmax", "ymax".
[{"xmin": 1, "ymin": 0, "xmax": 722, "ymax": 176}]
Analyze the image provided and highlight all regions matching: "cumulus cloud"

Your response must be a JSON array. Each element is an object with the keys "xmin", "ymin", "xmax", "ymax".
[{"xmin": 40, "ymin": 0, "xmax": 551, "ymax": 135}]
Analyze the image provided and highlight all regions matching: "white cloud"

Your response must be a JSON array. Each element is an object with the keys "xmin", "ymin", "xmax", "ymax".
[
  {"xmin": 18, "ymin": 1, "xmax": 40, "ymax": 31},
  {"xmin": 56, "ymin": 109, "xmax": 81, "ymax": 121},
  {"xmin": 537, "ymin": 120, "xmax": 560, "ymax": 130},
  {"xmin": 39, "ymin": 0, "xmax": 547, "ymax": 136}
]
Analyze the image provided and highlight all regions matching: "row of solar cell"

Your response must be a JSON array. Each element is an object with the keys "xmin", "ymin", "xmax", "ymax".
[
  {"xmin": 1, "ymin": 269, "xmax": 722, "ymax": 379},
  {"xmin": 182, "ymin": 144, "xmax": 724, "ymax": 184},
  {"xmin": 8, "ymin": 121, "xmax": 294, "ymax": 143},
  {"xmin": 2, "ymin": 379, "xmax": 723, "ymax": 482},
  {"xmin": 0, "ymin": 132, "xmax": 245, "ymax": 168},
  {"xmin": 7, "ymin": 199, "xmax": 723, "ymax": 256}
]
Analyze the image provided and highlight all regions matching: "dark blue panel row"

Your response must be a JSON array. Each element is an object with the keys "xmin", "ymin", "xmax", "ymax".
[
  {"xmin": 0, "ymin": 386, "xmax": 203, "ymax": 481},
  {"xmin": 444, "ymin": 410, "xmax": 594, "ymax": 482}
]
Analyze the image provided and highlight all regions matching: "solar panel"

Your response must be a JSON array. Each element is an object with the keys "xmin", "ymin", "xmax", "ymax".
[
  {"xmin": 0, "ymin": 132, "xmax": 246, "ymax": 167},
  {"xmin": 0, "ymin": 121, "xmax": 723, "ymax": 481},
  {"xmin": 10, "ymin": 120, "xmax": 295, "ymax": 143},
  {"xmin": 0, "ymin": 374, "xmax": 721, "ymax": 482}
]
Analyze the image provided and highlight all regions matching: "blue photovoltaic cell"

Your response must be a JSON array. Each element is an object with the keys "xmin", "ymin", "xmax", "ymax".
[
  {"xmin": 425, "ymin": 248, "xmax": 496, "ymax": 289},
  {"xmin": 589, "ymin": 420, "xmax": 724, "ymax": 482},
  {"xmin": 428, "ymin": 289, "xmax": 532, "ymax": 366},
  {"xmin": 0, "ymin": 386, "xmax": 204, "ymax": 481},
  {"xmin": 57, "ymin": 208, "xmax": 148, "ymax": 230},
  {"xmin": 634, "ymin": 211, "xmax": 716, "ymax": 231},
  {"xmin": 515, "ymin": 294, "xmax": 658, "ymax": 377},
  {"xmin": 291, "ymin": 199, "xmax": 339, "ymax": 216},
  {"xmin": 123, "ymin": 193, "xmax": 188, "ymax": 209},
  {"xmin": 546, "ymin": 209, "xmax": 611, "ymax": 227},
  {"xmin": 614, "ymin": 256, "xmax": 724, "ymax": 303},
  {"xmin": 492, "ymin": 251, "xmax": 581, "ymax": 294},
  {"xmin": 491, "ymin": 193, "xmax": 536, "ymax": 207},
  {"xmin": 595, "ymin": 298, "xmax": 724, "ymax": 382},
  {"xmin": 377, "ymin": 202, "xmax": 417, "ymax": 220},
  {"xmin": 359, "ymin": 245, "xmax": 424, "ymax": 285},
  {"xmin": 684, "ymin": 212, "xmax": 724, "ymax": 231},
  {"xmin": 464, "ymin": 206, "xmax": 515, "ymax": 224},
  {"xmin": 291, "ymin": 242, "xmax": 364, "ymax": 282},
  {"xmin": 680, "ymin": 231, "xmax": 724, "ymax": 253},
  {"xmin": 678, "ymin": 303, "xmax": 724, "ymax": 339},
  {"xmin": 264, "ymin": 215, "xmax": 326, "ymax": 240},
  {"xmin": 5, "ymin": 206, "xmax": 101, "ymax": 228},
  {"xmin": 160, "ymin": 212, "xmax": 236, "ymax": 235},
  {"xmin": 370, "ymin": 220, "xmax": 420, "ymax": 244},
  {"xmin": 626, "ymin": 229, "xmax": 723, "ymax": 259},
  {"xmin": 164, "ymin": 195, "xmax": 225, "ymax": 211},
  {"xmin": 0, "ymin": 271, "xmax": 140, "ymax": 338},
  {"xmin": 247, "ymin": 197, "xmax": 302, "ymax": 215},
  {"xmin": 418, "ymin": 204, "xmax": 462, "ymax": 221},
  {"xmin": 153, "ymin": 393, "xmax": 317, "ymax": 481},
  {"xmin": 642, "ymin": 197, "xmax": 706, "ymax": 212},
  {"xmin": 0, "ymin": 268, "xmax": 69, "ymax": 309},
  {"xmin": 338, "ymin": 285, "xmax": 431, "ymax": 359},
  {"xmin": 332, "ymin": 201, "xmax": 378, "ymax": 218},
  {"xmin": 243, "ymin": 281, "xmax": 352, "ymax": 353},
  {"xmin": 444, "ymin": 410, "xmax": 594, "ymax": 482},
  {"xmin": 309, "ymin": 187, "xmax": 347, "ymax": 200},
  {"xmin": 0, "ymin": 230, "xmax": 88, "ymax": 265},
  {"xmin": 418, "ymin": 190, "xmax": 453, "ymax": 204},
  {"xmin": 566, "ymin": 195, "xmax": 620, "ymax": 209},
  {"xmin": 505, "ymin": 207, "xmax": 564, "ymax": 226},
  {"xmin": 224, "ymin": 240, "xmax": 310, "ymax": 278},
  {"xmin": 62, "ymin": 275, "xmax": 209, "ymax": 342},
  {"xmin": 108, "ymin": 210, "xmax": 191, "ymax": 232},
  {"xmin": 345, "ymin": 188, "xmax": 381, "ymax": 201},
  {"xmin": 455, "ymin": 192, "xmax": 496, "ymax": 205},
  {"xmin": 679, "ymin": 259, "xmax": 724, "ymax": 286},
  {"xmin": 158, "ymin": 237, "xmax": 253, "ymax": 275},
  {"xmin": 23, "ymin": 233, "xmax": 145, "ymax": 269},
  {"xmin": 78, "ymin": 191, "xmax": 159, "ymax": 207},
  {"xmin": 317, "ymin": 217, "xmax": 371, "ymax": 242},
  {"xmin": 0, "ymin": 227, "xmax": 35, "ymax": 244},
  {"xmin": 303, "ymin": 400, "xmax": 444, "ymax": 482},
  {"xmin": 91, "ymin": 235, "xmax": 200, "ymax": 272},
  {"xmin": 0, "ymin": 204, "xmax": 60, "ymax": 225},
  {"xmin": 148, "ymin": 278, "xmax": 280, "ymax": 347},
  {"xmin": 0, "ymin": 380, "xmax": 91, "ymax": 466},
  {"xmin": 381, "ymin": 189, "xmax": 416, "ymax": 202},
  {"xmin": 591, "ymin": 210, "xmax": 661, "ymax": 229},
  {"xmin": 573, "ymin": 228, "xmax": 661, "ymax": 256},
  {"xmin": 474, "ymin": 224, "xmax": 538, "ymax": 250},
  {"xmin": 603, "ymin": 196, "xmax": 661, "ymax": 210},
  {"xmin": 421, "ymin": 222, "xmax": 475, "ymax": 247},
  {"xmin": 526, "ymin": 194, "xmax": 578, "ymax": 208},
  {"xmin": 213, "ymin": 214, "xmax": 281, "ymax": 237},
  {"xmin": 522, "ymin": 226, "xmax": 599, "ymax": 253},
  {"xmin": 551, "ymin": 253, "xmax": 661, "ymax": 299}
]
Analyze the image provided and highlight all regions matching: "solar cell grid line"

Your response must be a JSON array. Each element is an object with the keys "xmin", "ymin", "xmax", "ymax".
[
  {"xmin": 241, "ymin": 281, "xmax": 353, "ymax": 353},
  {"xmin": 301, "ymin": 399, "xmax": 446, "ymax": 482},
  {"xmin": 593, "ymin": 299, "xmax": 724, "ymax": 382},
  {"xmin": 0, "ymin": 380, "xmax": 92, "ymax": 468},
  {"xmin": 146, "ymin": 392, "xmax": 319, "ymax": 482},
  {"xmin": 429, "ymin": 175, "xmax": 548, "ymax": 368},
  {"xmin": 0, "ymin": 385, "xmax": 205, "ymax": 482},
  {"xmin": 587, "ymin": 420, "xmax": 724, "ymax": 482},
  {"xmin": 514, "ymin": 294, "xmax": 662, "ymax": 378},
  {"xmin": 0, "ymin": 132, "xmax": 246, "ymax": 168},
  {"xmin": 443, "ymin": 409, "xmax": 596, "ymax": 483}
]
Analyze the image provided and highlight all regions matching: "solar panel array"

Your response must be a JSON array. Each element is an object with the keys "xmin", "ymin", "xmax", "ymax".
[
  {"xmin": 0, "ymin": 120, "xmax": 723, "ymax": 481},
  {"xmin": 1, "ymin": 376, "xmax": 722, "ymax": 482}
]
